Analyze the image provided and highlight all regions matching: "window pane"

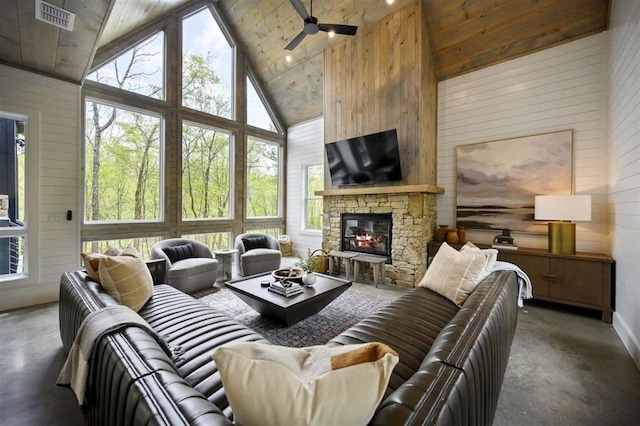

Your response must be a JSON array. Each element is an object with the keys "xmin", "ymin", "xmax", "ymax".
[
  {"xmin": 84, "ymin": 101, "xmax": 162, "ymax": 222},
  {"xmin": 247, "ymin": 76, "xmax": 277, "ymax": 132},
  {"xmin": 0, "ymin": 235, "xmax": 24, "ymax": 276},
  {"xmin": 87, "ymin": 32, "xmax": 164, "ymax": 100},
  {"xmin": 182, "ymin": 123, "xmax": 231, "ymax": 219},
  {"xmin": 181, "ymin": 232, "xmax": 230, "ymax": 250},
  {"xmin": 246, "ymin": 138, "xmax": 280, "ymax": 218},
  {"xmin": 306, "ymin": 199, "xmax": 323, "ymax": 230},
  {"xmin": 82, "ymin": 237, "xmax": 161, "ymax": 260},
  {"xmin": 248, "ymin": 229, "xmax": 279, "ymax": 238},
  {"xmin": 182, "ymin": 8, "xmax": 233, "ymax": 119},
  {"xmin": 1, "ymin": 119, "xmax": 25, "ymax": 226}
]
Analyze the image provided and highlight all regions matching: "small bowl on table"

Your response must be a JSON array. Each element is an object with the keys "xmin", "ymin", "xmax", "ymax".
[{"xmin": 271, "ymin": 268, "xmax": 304, "ymax": 283}]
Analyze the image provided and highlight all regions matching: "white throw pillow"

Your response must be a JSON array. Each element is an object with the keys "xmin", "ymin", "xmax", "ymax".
[
  {"xmin": 419, "ymin": 242, "xmax": 487, "ymax": 305},
  {"xmin": 212, "ymin": 342, "xmax": 399, "ymax": 426},
  {"xmin": 460, "ymin": 241, "xmax": 498, "ymax": 283},
  {"xmin": 98, "ymin": 255, "xmax": 153, "ymax": 312}
]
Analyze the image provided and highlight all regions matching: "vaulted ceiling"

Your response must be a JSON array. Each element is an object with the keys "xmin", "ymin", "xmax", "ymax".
[{"xmin": 0, "ymin": 0, "xmax": 610, "ymax": 127}]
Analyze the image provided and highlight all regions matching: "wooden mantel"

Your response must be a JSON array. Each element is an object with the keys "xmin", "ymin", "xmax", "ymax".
[{"xmin": 316, "ymin": 184, "xmax": 444, "ymax": 197}]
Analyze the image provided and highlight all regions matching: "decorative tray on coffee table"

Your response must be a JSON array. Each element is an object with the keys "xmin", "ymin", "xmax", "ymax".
[{"xmin": 271, "ymin": 268, "xmax": 304, "ymax": 283}]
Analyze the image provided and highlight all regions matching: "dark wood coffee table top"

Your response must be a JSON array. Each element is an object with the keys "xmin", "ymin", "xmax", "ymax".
[{"xmin": 225, "ymin": 272, "xmax": 352, "ymax": 326}]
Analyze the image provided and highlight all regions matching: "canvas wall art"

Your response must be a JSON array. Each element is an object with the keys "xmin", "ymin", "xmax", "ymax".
[{"xmin": 456, "ymin": 130, "xmax": 573, "ymax": 233}]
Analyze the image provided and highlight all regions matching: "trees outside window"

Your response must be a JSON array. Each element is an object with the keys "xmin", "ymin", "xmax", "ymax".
[
  {"xmin": 86, "ymin": 32, "xmax": 164, "ymax": 100},
  {"xmin": 304, "ymin": 164, "xmax": 324, "ymax": 231},
  {"xmin": 181, "ymin": 232, "xmax": 230, "ymax": 250},
  {"xmin": 82, "ymin": 237, "xmax": 161, "ymax": 260},
  {"xmin": 182, "ymin": 123, "xmax": 231, "ymax": 220},
  {"xmin": 182, "ymin": 8, "xmax": 233, "ymax": 119},
  {"xmin": 246, "ymin": 138, "xmax": 280, "ymax": 218},
  {"xmin": 84, "ymin": 101, "xmax": 162, "ymax": 222}
]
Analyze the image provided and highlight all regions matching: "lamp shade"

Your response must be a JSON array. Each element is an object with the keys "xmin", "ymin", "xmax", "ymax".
[{"xmin": 534, "ymin": 195, "xmax": 592, "ymax": 221}]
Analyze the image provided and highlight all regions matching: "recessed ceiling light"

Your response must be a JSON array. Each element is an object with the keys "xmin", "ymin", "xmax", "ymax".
[
  {"xmin": 328, "ymin": 30, "xmax": 335, "ymax": 38},
  {"xmin": 387, "ymin": 0, "xmax": 394, "ymax": 4},
  {"xmin": 285, "ymin": 55, "xmax": 292, "ymax": 63}
]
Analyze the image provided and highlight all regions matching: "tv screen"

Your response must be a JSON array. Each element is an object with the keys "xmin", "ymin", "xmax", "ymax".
[{"xmin": 325, "ymin": 129, "xmax": 403, "ymax": 186}]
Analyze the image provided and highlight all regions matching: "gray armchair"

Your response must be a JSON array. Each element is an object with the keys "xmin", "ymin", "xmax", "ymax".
[
  {"xmin": 234, "ymin": 233, "xmax": 281, "ymax": 276},
  {"xmin": 151, "ymin": 238, "xmax": 219, "ymax": 293}
]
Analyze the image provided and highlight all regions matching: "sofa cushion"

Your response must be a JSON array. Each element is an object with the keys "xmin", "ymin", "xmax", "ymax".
[
  {"xmin": 81, "ymin": 247, "xmax": 140, "ymax": 283},
  {"xmin": 162, "ymin": 243, "xmax": 195, "ymax": 264},
  {"xmin": 98, "ymin": 255, "xmax": 154, "ymax": 311},
  {"xmin": 212, "ymin": 342, "xmax": 399, "ymax": 426},
  {"xmin": 241, "ymin": 235, "xmax": 269, "ymax": 251},
  {"xmin": 419, "ymin": 242, "xmax": 487, "ymax": 306},
  {"xmin": 166, "ymin": 257, "xmax": 218, "ymax": 279}
]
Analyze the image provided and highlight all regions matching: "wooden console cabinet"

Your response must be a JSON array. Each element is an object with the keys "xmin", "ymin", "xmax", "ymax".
[{"xmin": 427, "ymin": 241, "xmax": 615, "ymax": 322}]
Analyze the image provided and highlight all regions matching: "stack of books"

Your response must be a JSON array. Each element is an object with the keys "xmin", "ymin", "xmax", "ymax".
[
  {"xmin": 269, "ymin": 281, "xmax": 303, "ymax": 297},
  {"xmin": 491, "ymin": 242, "xmax": 519, "ymax": 250}
]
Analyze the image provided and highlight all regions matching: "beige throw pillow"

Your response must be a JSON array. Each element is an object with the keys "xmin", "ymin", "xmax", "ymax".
[
  {"xmin": 80, "ymin": 247, "xmax": 141, "ymax": 283},
  {"xmin": 460, "ymin": 241, "xmax": 498, "ymax": 283},
  {"xmin": 419, "ymin": 242, "xmax": 487, "ymax": 305},
  {"xmin": 98, "ymin": 255, "xmax": 153, "ymax": 312},
  {"xmin": 212, "ymin": 342, "xmax": 399, "ymax": 426}
]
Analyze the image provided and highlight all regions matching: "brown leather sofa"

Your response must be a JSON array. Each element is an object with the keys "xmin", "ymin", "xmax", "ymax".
[{"xmin": 58, "ymin": 267, "xmax": 518, "ymax": 426}]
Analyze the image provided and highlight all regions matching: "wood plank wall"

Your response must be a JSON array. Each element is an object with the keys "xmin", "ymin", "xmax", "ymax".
[{"xmin": 323, "ymin": 0, "xmax": 437, "ymax": 187}]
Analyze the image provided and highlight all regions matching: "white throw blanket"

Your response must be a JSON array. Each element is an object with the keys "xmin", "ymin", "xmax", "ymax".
[
  {"xmin": 491, "ymin": 261, "xmax": 533, "ymax": 307},
  {"xmin": 57, "ymin": 305, "xmax": 154, "ymax": 405}
]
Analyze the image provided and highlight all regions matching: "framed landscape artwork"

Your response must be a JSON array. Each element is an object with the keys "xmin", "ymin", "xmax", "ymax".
[{"xmin": 456, "ymin": 130, "xmax": 573, "ymax": 233}]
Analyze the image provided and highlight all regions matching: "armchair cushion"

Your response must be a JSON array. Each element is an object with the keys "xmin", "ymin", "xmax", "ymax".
[
  {"xmin": 241, "ymin": 235, "xmax": 270, "ymax": 252},
  {"xmin": 162, "ymin": 243, "xmax": 195, "ymax": 263}
]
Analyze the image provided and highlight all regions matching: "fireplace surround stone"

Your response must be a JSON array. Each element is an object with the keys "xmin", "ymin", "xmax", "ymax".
[{"xmin": 322, "ymin": 193, "xmax": 436, "ymax": 287}]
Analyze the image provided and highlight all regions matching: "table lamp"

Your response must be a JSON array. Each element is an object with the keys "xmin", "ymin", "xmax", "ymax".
[{"xmin": 534, "ymin": 195, "xmax": 591, "ymax": 255}]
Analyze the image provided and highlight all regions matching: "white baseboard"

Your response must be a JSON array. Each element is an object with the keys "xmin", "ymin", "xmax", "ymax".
[
  {"xmin": 613, "ymin": 312, "xmax": 640, "ymax": 370},
  {"xmin": 0, "ymin": 283, "xmax": 58, "ymax": 312}
]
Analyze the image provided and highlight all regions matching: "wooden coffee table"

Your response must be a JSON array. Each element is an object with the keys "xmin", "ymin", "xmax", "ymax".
[{"xmin": 225, "ymin": 272, "xmax": 352, "ymax": 326}]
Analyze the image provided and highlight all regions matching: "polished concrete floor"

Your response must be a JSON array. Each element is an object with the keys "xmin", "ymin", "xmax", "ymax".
[{"xmin": 1, "ymin": 276, "xmax": 639, "ymax": 425}]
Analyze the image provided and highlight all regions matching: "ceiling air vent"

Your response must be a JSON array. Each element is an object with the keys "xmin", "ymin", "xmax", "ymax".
[{"xmin": 35, "ymin": 0, "xmax": 75, "ymax": 31}]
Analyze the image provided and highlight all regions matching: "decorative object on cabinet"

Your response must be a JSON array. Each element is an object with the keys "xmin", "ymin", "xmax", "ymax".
[
  {"xmin": 436, "ymin": 225, "xmax": 449, "ymax": 242},
  {"xmin": 534, "ymin": 195, "xmax": 592, "ymax": 255},
  {"xmin": 456, "ymin": 130, "xmax": 573, "ymax": 233},
  {"xmin": 427, "ymin": 241, "xmax": 614, "ymax": 322},
  {"xmin": 446, "ymin": 228, "xmax": 459, "ymax": 244}
]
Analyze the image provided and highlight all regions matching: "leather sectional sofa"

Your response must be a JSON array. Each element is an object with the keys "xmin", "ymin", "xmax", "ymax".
[{"xmin": 58, "ymin": 267, "xmax": 518, "ymax": 425}]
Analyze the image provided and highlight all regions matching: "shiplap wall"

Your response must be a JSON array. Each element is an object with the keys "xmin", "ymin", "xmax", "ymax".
[
  {"xmin": 286, "ymin": 117, "xmax": 324, "ymax": 257},
  {"xmin": 0, "ymin": 64, "xmax": 80, "ymax": 311},
  {"xmin": 608, "ymin": 0, "xmax": 640, "ymax": 367},
  {"xmin": 437, "ymin": 33, "xmax": 608, "ymax": 252}
]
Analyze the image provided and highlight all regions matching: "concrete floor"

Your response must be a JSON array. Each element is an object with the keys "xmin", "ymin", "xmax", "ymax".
[{"xmin": 1, "ymin": 273, "xmax": 639, "ymax": 425}]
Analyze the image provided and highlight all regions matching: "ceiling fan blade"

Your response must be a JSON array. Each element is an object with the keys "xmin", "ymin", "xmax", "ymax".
[
  {"xmin": 289, "ymin": 0, "xmax": 310, "ymax": 20},
  {"xmin": 285, "ymin": 30, "xmax": 307, "ymax": 50},
  {"xmin": 318, "ymin": 23, "xmax": 358, "ymax": 36}
]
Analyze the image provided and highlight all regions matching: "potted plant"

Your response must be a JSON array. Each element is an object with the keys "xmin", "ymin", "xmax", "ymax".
[{"xmin": 295, "ymin": 249, "xmax": 318, "ymax": 286}]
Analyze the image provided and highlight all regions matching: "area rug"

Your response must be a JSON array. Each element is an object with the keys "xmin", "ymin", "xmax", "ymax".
[{"xmin": 193, "ymin": 287, "xmax": 391, "ymax": 347}]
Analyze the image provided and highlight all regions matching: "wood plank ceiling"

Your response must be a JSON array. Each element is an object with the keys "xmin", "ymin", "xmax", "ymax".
[{"xmin": 0, "ymin": 0, "xmax": 609, "ymax": 127}]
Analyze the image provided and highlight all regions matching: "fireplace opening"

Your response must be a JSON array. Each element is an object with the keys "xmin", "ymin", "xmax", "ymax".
[{"xmin": 341, "ymin": 213, "xmax": 392, "ymax": 263}]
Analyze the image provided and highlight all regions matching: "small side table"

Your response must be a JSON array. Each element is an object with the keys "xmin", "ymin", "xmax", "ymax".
[{"xmin": 213, "ymin": 249, "xmax": 238, "ymax": 283}]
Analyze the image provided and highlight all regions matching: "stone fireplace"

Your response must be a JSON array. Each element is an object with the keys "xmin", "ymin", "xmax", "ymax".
[{"xmin": 323, "ymin": 192, "xmax": 437, "ymax": 288}]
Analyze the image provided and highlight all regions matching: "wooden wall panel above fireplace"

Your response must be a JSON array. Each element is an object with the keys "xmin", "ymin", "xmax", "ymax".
[{"xmin": 316, "ymin": 184, "xmax": 443, "ymax": 197}]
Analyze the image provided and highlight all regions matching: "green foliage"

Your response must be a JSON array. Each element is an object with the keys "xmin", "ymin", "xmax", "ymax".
[
  {"xmin": 295, "ymin": 248, "xmax": 318, "ymax": 272},
  {"xmin": 247, "ymin": 138, "xmax": 279, "ymax": 217}
]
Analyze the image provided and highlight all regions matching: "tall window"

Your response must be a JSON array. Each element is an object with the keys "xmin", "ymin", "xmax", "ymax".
[
  {"xmin": 182, "ymin": 8, "xmax": 233, "ymax": 119},
  {"xmin": 304, "ymin": 164, "xmax": 324, "ymax": 231},
  {"xmin": 84, "ymin": 101, "xmax": 162, "ymax": 222},
  {"xmin": 1, "ymin": 116, "xmax": 27, "ymax": 278},
  {"xmin": 86, "ymin": 32, "xmax": 164, "ymax": 100},
  {"xmin": 182, "ymin": 122, "xmax": 232, "ymax": 219},
  {"xmin": 246, "ymin": 137, "xmax": 281, "ymax": 218}
]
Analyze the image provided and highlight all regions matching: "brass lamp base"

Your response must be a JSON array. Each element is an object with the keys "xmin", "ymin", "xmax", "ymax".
[{"xmin": 548, "ymin": 222, "xmax": 576, "ymax": 255}]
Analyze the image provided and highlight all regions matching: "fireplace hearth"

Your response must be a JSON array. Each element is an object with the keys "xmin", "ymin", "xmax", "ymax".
[{"xmin": 341, "ymin": 213, "xmax": 392, "ymax": 263}]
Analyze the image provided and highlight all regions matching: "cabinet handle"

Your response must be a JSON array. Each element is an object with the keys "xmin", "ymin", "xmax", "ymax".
[{"xmin": 542, "ymin": 273, "xmax": 558, "ymax": 280}]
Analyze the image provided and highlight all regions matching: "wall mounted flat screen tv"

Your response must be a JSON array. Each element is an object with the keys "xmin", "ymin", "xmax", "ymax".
[{"xmin": 325, "ymin": 129, "xmax": 403, "ymax": 186}]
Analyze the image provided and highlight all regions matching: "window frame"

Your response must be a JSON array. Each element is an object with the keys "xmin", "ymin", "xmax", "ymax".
[
  {"xmin": 0, "ymin": 107, "xmax": 40, "ymax": 284},
  {"xmin": 302, "ymin": 163, "xmax": 324, "ymax": 233}
]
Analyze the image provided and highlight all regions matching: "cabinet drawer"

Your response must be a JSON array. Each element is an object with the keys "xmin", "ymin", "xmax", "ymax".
[{"xmin": 500, "ymin": 252, "xmax": 549, "ymax": 298}]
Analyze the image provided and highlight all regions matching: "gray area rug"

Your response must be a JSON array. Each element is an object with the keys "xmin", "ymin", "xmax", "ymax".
[{"xmin": 194, "ymin": 287, "xmax": 391, "ymax": 347}]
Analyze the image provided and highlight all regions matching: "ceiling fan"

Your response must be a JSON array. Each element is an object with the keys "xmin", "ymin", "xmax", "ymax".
[{"xmin": 285, "ymin": 0, "xmax": 358, "ymax": 51}]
